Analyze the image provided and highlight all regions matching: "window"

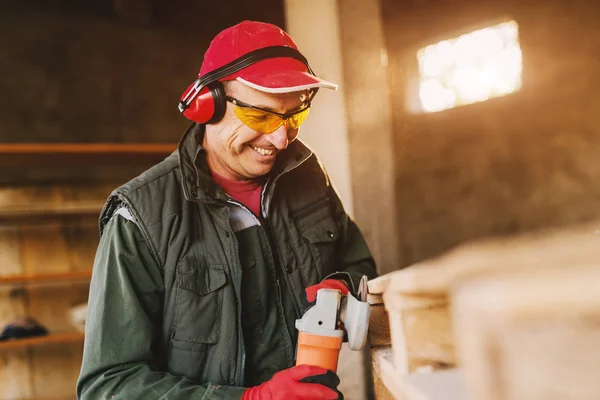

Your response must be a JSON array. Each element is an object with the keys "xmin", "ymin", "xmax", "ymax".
[{"xmin": 417, "ymin": 20, "xmax": 522, "ymax": 113}]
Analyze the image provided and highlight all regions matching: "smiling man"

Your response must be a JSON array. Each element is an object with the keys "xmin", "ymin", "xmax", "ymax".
[
  {"xmin": 204, "ymin": 82, "xmax": 309, "ymax": 181},
  {"xmin": 77, "ymin": 21, "xmax": 377, "ymax": 400}
]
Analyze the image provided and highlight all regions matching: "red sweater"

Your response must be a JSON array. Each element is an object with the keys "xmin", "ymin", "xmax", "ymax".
[{"xmin": 211, "ymin": 171, "xmax": 264, "ymax": 218}]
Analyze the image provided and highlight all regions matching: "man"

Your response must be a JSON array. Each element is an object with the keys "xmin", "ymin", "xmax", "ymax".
[{"xmin": 77, "ymin": 20, "xmax": 377, "ymax": 400}]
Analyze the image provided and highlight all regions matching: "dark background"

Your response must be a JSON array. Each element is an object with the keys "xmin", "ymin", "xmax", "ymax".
[{"xmin": 0, "ymin": 0, "xmax": 285, "ymax": 143}]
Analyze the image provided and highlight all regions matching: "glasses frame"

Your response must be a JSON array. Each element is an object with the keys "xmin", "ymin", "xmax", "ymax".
[{"xmin": 225, "ymin": 91, "xmax": 315, "ymax": 121}]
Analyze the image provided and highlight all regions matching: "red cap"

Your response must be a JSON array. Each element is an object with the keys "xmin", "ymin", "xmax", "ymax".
[{"xmin": 197, "ymin": 20, "xmax": 338, "ymax": 93}]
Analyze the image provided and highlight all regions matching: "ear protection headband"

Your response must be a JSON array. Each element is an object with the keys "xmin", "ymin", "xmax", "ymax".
[{"xmin": 178, "ymin": 46, "xmax": 316, "ymax": 125}]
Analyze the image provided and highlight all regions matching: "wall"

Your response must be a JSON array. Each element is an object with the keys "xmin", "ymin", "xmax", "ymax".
[
  {"xmin": 0, "ymin": 1, "xmax": 285, "ymax": 143},
  {"xmin": 284, "ymin": 0, "xmax": 355, "ymax": 216},
  {"xmin": 382, "ymin": 0, "xmax": 600, "ymax": 268}
]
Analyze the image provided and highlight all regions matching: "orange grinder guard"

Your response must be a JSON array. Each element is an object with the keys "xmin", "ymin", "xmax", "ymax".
[{"xmin": 295, "ymin": 289, "xmax": 345, "ymax": 372}]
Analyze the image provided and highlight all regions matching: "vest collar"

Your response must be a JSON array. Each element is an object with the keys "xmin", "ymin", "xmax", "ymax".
[{"xmin": 178, "ymin": 123, "xmax": 313, "ymax": 203}]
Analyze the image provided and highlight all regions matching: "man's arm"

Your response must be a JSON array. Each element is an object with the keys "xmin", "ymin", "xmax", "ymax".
[{"xmin": 76, "ymin": 212, "xmax": 246, "ymax": 400}]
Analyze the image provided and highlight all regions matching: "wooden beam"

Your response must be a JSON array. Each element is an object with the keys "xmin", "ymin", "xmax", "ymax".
[
  {"xmin": 371, "ymin": 347, "xmax": 466, "ymax": 400},
  {"xmin": 453, "ymin": 264, "xmax": 600, "ymax": 400},
  {"xmin": 0, "ymin": 143, "xmax": 176, "ymax": 166},
  {"xmin": 383, "ymin": 220, "xmax": 600, "ymax": 296},
  {"xmin": 0, "ymin": 331, "xmax": 84, "ymax": 351},
  {"xmin": 381, "ymin": 220, "xmax": 600, "ymax": 377},
  {"xmin": 0, "ymin": 270, "xmax": 92, "ymax": 286}
]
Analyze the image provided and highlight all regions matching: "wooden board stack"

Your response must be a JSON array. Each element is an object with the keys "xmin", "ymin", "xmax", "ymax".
[{"xmin": 370, "ymin": 220, "xmax": 600, "ymax": 399}]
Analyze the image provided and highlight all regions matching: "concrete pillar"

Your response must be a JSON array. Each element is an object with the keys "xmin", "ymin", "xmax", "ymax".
[
  {"xmin": 284, "ymin": 0, "xmax": 400, "ymax": 275},
  {"xmin": 284, "ymin": 0, "xmax": 354, "ymax": 216}
]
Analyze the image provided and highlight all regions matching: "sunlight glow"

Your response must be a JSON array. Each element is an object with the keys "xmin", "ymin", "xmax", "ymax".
[{"xmin": 417, "ymin": 20, "xmax": 522, "ymax": 113}]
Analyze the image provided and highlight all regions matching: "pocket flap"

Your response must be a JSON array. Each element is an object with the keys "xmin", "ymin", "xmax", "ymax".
[
  {"xmin": 300, "ymin": 217, "xmax": 339, "ymax": 243},
  {"xmin": 177, "ymin": 263, "xmax": 227, "ymax": 295}
]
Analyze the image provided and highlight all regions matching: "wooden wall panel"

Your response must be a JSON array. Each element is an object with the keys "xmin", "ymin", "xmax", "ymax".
[
  {"xmin": 453, "ymin": 265, "xmax": 600, "ymax": 400},
  {"xmin": 21, "ymin": 222, "xmax": 90, "ymax": 399},
  {"xmin": 30, "ymin": 343, "xmax": 82, "ymax": 400},
  {"xmin": 0, "ymin": 189, "xmax": 100, "ymax": 399},
  {"xmin": 0, "ymin": 349, "xmax": 32, "ymax": 400},
  {"xmin": 20, "ymin": 223, "xmax": 71, "ymax": 276},
  {"xmin": 63, "ymin": 220, "xmax": 100, "ymax": 272},
  {"xmin": 0, "ymin": 226, "xmax": 31, "ymax": 399}
]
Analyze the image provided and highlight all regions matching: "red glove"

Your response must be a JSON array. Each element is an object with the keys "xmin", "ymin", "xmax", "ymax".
[
  {"xmin": 305, "ymin": 279, "xmax": 349, "ymax": 303},
  {"xmin": 241, "ymin": 364, "xmax": 340, "ymax": 400}
]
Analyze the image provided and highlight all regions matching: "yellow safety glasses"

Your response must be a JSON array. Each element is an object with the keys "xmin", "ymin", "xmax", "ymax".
[{"xmin": 226, "ymin": 96, "xmax": 311, "ymax": 134}]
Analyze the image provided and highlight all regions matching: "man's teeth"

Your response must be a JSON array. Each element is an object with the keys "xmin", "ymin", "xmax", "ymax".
[{"xmin": 251, "ymin": 146, "xmax": 275, "ymax": 156}]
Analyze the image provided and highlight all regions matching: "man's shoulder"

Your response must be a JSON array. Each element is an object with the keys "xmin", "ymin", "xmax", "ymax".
[
  {"xmin": 100, "ymin": 152, "xmax": 183, "ymax": 234},
  {"xmin": 116, "ymin": 151, "xmax": 181, "ymax": 198}
]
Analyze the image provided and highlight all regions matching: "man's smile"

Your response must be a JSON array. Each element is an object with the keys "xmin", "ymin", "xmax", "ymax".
[{"xmin": 250, "ymin": 145, "xmax": 276, "ymax": 157}]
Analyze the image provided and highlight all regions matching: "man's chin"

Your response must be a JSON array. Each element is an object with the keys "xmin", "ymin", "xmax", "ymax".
[{"xmin": 241, "ymin": 162, "xmax": 274, "ymax": 180}]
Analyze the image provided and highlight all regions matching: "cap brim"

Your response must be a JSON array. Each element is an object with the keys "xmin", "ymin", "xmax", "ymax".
[{"xmin": 236, "ymin": 71, "xmax": 338, "ymax": 94}]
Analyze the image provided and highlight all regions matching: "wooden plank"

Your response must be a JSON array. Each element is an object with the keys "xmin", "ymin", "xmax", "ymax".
[
  {"xmin": 385, "ymin": 293, "xmax": 455, "ymax": 374},
  {"xmin": 453, "ymin": 264, "xmax": 600, "ymax": 400},
  {"xmin": 62, "ymin": 219, "xmax": 99, "ymax": 272},
  {"xmin": 0, "ymin": 202, "xmax": 103, "ymax": 222},
  {"xmin": 368, "ymin": 276, "xmax": 392, "ymax": 348},
  {"xmin": 382, "ymin": 220, "xmax": 600, "ymax": 379},
  {"xmin": 0, "ymin": 185, "xmax": 114, "ymax": 222},
  {"xmin": 30, "ymin": 342, "xmax": 84, "ymax": 399},
  {"xmin": 0, "ymin": 143, "xmax": 175, "ymax": 166},
  {"xmin": 372, "ymin": 347, "xmax": 409, "ymax": 399},
  {"xmin": 372, "ymin": 365, "xmax": 396, "ymax": 400},
  {"xmin": 384, "ymin": 220, "xmax": 600, "ymax": 296},
  {"xmin": 0, "ymin": 270, "xmax": 92, "ymax": 286},
  {"xmin": 371, "ymin": 347, "xmax": 465, "ymax": 400},
  {"xmin": 0, "ymin": 331, "xmax": 84, "ymax": 351},
  {"xmin": 369, "ymin": 303, "xmax": 391, "ymax": 347},
  {"xmin": 0, "ymin": 142, "xmax": 175, "ymax": 154},
  {"xmin": 405, "ymin": 369, "xmax": 466, "ymax": 400},
  {"xmin": 19, "ymin": 221, "xmax": 90, "ymax": 399},
  {"xmin": 368, "ymin": 274, "xmax": 391, "ymax": 295},
  {"xmin": 400, "ymin": 299, "xmax": 454, "ymax": 371},
  {"xmin": 8, "ymin": 397, "xmax": 76, "ymax": 400},
  {"xmin": 20, "ymin": 222, "xmax": 72, "ymax": 276},
  {"xmin": 0, "ymin": 186, "xmax": 98, "ymax": 217},
  {"xmin": 0, "ymin": 226, "xmax": 32, "ymax": 399},
  {"xmin": 0, "ymin": 349, "xmax": 32, "ymax": 399}
]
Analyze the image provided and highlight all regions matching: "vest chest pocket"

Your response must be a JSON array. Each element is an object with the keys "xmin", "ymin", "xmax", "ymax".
[
  {"xmin": 297, "ymin": 213, "xmax": 340, "ymax": 277},
  {"xmin": 172, "ymin": 262, "xmax": 227, "ymax": 344}
]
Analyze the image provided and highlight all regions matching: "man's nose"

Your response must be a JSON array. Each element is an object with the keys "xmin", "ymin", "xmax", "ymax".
[{"xmin": 264, "ymin": 123, "xmax": 290, "ymax": 150}]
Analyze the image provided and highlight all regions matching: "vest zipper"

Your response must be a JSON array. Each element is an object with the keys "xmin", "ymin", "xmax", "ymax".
[
  {"xmin": 224, "ymin": 202, "xmax": 246, "ymax": 387},
  {"xmin": 274, "ymin": 276, "xmax": 296, "ymax": 365},
  {"xmin": 227, "ymin": 196, "xmax": 296, "ymax": 379},
  {"xmin": 261, "ymin": 177, "xmax": 303, "ymax": 318},
  {"xmin": 260, "ymin": 181, "xmax": 302, "ymax": 354}
]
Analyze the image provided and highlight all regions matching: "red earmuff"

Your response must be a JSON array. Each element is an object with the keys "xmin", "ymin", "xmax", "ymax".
[{"xmin": 179, "ymin": 81, "xmax": 226, "ymax": 124}]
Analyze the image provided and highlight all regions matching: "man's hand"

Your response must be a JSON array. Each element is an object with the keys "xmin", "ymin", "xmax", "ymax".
[
  {"xmin": 305, "ymin": 279, "xmax": 349, "ymax": 303},
  {"xmin": 241, "ymin": 364, "xmax": 343, "ymax": 400}
]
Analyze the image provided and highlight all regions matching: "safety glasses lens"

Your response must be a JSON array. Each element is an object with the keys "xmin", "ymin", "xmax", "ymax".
[
  {"xmin": 233, "ymin": 106, "xmax": 310, "ymax": 134},
  {"xmin": 288, "ymin": 107, "xmax": 310, "ymax": 129}
]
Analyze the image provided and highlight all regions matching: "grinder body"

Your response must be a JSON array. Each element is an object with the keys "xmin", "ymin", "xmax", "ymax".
[{"xmin": 295, "ymin": 277, "xmax": 370, "ymax": 373}]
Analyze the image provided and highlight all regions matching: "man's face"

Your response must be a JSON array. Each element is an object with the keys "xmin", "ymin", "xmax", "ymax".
[{"xmin": 203, "ymin": 81, "xmax": 309, "ymax": 181}]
